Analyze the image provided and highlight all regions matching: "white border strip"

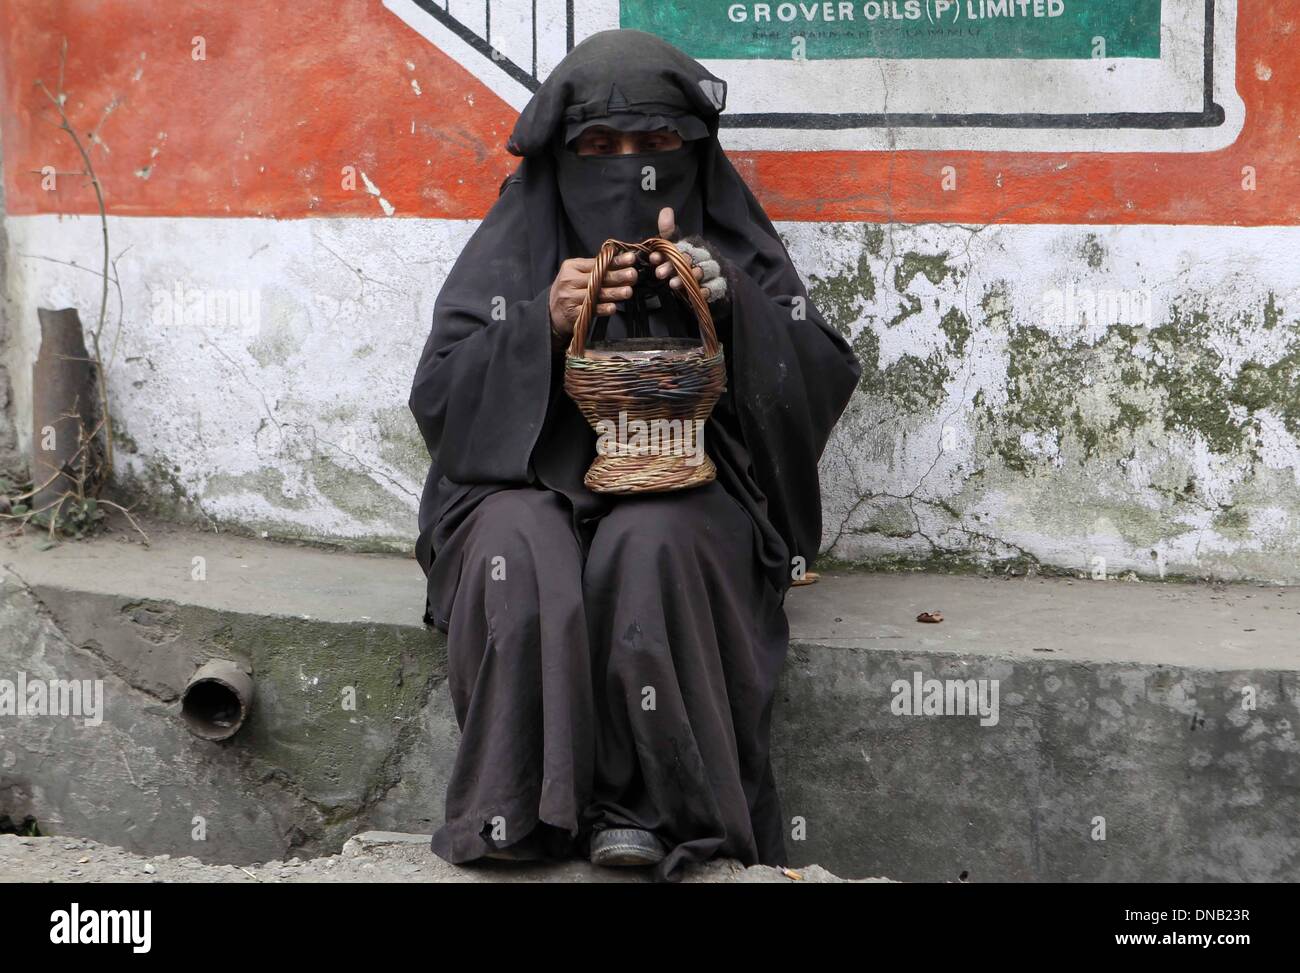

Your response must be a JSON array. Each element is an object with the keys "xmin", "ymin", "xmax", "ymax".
[{"xmin": 384, "ymin": 0, "xmax": 1245, "ymax": 154}]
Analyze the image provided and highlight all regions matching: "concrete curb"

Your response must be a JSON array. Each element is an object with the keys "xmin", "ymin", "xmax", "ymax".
[{"xmin": 2, "ymin": 525, "xmax": 1297, "ymax": 881}]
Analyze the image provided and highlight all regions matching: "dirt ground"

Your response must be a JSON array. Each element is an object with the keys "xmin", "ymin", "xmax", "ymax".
[{"xmin": 0, "ymin": 831, "xmax": 881, "ymax": 883}]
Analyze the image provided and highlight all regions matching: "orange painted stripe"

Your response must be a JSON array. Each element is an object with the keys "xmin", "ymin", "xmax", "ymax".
[{"xmin": 1, "ymin": 0, "xmax": 1295, "ymax": 226}]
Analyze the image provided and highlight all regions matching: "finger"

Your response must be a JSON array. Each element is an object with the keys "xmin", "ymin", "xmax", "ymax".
[
  {"xmin": 656, "ymin": 258, "xmax": 693, "ymax": 280},
  {"xmin": 568, "ymin": 257, "xmax": 595, "ymax": 272},
  {"xmin": 601, "ymin": 267, "xmax": 638, "ymax": 286},
  {"xmin": 596, "ymin": 303, "xmax": 617, "ymax": 316},
  {"xmin": 599, "ymin": 286, "xmax": 634, "ymax": 302},
  {"xmin": 668, "ymin": 269, "xmax": 703, "ymax": 290},
  {"xmin": 658, "ymin": 206, "xmax": 676, "ymax": 240},
  {"xmin": 595, "ymin": 252, "xmax": 635, "ymax": 276}
]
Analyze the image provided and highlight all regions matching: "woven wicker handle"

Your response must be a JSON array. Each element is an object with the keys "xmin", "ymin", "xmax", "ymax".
[{"xmin": 568, "ymin": 237, "xmax": 719, "ymax": 359}]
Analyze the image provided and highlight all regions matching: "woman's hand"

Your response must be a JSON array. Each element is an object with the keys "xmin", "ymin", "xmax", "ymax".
[
  {"xmin": 648, "ymin": 207, "xmax": 728, "ymax": 307},
  {"xmin": 548, "ymin": 250, "xmax": 640, "ymax": 344},
  {"xmin": 647, "ymin": 208, "xmax": 704, "ymax": 292}
]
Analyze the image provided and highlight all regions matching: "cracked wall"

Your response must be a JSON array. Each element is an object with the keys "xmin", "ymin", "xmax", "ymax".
[
  {"xmin": 1, "ymin": 1, "xmax": 1297, "ymax": 579},
  {"xmin": 4, "ymin": 215, "xmax": 1299, "ymax": 580},
  {"xmin": 0, "ymin": 566, "xmax": 455, "ymax": 862},
  {"xmin": 809, "ymin": 222, "xmax": 1300, "ymax": 581},
  {"xmin": 2, "ymin": 215, "xmax": 442, "ymax": 552}
]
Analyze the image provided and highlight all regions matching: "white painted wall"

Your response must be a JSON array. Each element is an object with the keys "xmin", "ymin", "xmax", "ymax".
[{"xmin": 5, "ymin": 213, "xmax": 1300, "ymax": 580}]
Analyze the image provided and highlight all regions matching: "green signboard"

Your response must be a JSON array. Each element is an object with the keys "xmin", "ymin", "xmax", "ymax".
[{"xmin": 620, "ymin": 0, "xmax": 1162, "ymax": 60}]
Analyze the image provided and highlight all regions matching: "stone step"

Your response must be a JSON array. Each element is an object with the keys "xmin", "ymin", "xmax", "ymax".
[{"xmin": 2, "ymin": 523, "xmax": 1297, "ymax": 881}]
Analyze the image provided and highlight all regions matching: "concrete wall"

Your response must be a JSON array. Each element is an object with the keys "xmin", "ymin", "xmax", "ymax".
[
  {"xmin": 2, "ymin": 1, "xmax": 1298, "ymax": 581},
  {"xmin": 5, "ymin": 536, "xmax": 1297, "ymax": 880}
]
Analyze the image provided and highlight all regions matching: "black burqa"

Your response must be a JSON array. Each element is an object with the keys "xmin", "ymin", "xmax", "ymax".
[{"xmin": 409, "ymin": 29, "xmax": 861, "ymax": 880}]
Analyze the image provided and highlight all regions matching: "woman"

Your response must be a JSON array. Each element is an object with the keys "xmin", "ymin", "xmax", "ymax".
[{"xmin": 409, "ymin": 28, "xmax": 860, "ymax": 882}]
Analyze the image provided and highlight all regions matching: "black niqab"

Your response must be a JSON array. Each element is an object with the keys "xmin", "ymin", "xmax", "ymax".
[
  {"xmin": 409, "ymin": 26, "xmax": 863, "ymax": 883},
  {"xmin": 552, "ymin": 142, "xmax": 702, "ymax": 257}
]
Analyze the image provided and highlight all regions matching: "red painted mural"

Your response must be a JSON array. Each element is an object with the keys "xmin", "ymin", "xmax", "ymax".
[{"xmin": 1, "ymin": 0, "xmax": 1295, "ymax": 225}]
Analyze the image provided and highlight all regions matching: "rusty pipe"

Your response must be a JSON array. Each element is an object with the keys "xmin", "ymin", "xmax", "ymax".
[
  {"xmin": 181, "ymin": 660, "xmax": 254, "ymax": 741},
  {"xmin": 31, "ymin": 307, "xmax": 99, "ymax": 512}
]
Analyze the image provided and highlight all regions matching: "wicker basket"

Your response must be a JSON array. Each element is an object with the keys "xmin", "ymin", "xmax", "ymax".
[{"xmin": 564, "ymin": 236, "xmax": 726, "ymax": 494}]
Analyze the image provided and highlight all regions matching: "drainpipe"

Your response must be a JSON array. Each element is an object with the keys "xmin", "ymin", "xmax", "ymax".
[
  {"xmin": 31, "ymin": 308, "xmax": 98, "ymax": 512},
  {"xmin": 181, "ymin": 660, "xmax": 254, "ymax": 741}
]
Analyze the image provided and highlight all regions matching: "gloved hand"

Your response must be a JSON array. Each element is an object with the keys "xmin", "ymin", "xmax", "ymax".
[
  {"xmin": 674, "ymin": 235, "xmax": 729, "ymax": 308},
  {"xmin": 649, "ymin": 208, "xmax": 732, "ymax": 319}
]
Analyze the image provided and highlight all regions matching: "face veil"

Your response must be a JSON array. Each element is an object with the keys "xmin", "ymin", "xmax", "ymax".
[{"xmin": 551, "ymin": 142, "xmax": 704, "ymax": 257}]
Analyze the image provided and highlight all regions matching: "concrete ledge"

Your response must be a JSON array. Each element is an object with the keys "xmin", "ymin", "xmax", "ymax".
[
  {"xmin": 5, "ymin": 523, "xmax": 1297, "ymax": 666},
  {"xmin": 2, "ymin": 525, "xmax": 1297, "ymax": 881}
]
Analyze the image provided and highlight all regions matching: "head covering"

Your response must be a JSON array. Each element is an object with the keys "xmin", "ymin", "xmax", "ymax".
[
  {"xmin": 506, "ymin": 29, "xmax": 726, "ymax": 158},
  {"xmin": 494, "ymin": 29, "xmax": 815, "ymax": 307},
  {"xmin": 511, "ymin": 29, "xmax": 720, "ymax": 257}
]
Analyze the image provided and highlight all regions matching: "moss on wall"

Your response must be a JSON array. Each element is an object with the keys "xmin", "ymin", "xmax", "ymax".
[{"xmin": 818, "ymin": 224, "xmax": 1300, "ymax": 580}]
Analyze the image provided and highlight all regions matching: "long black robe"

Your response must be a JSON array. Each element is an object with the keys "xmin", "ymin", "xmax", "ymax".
[{"xmin": 409, "ymin": 29, "xmax": 861, "ymax": 881}]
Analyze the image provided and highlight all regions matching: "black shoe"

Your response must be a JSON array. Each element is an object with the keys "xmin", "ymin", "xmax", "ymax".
[{"xmin": 589, "ymin": 827, "xmax": 666, "ymax": 867}]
